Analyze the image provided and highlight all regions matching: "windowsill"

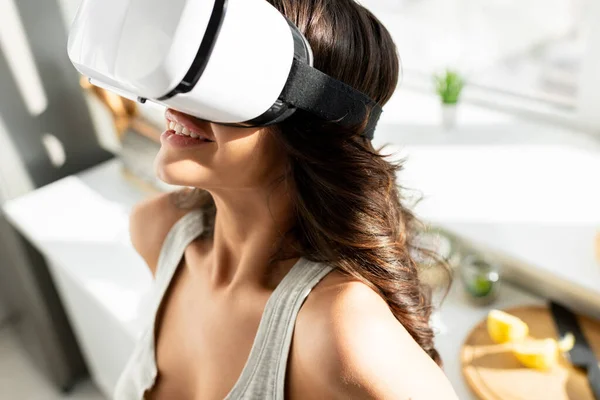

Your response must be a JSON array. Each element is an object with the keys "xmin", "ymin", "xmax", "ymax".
[
  {"xmin": 399, "ymin": 74, "xmax": 599, "ymax": 134},
  {"xmin": 376, "ymin": 85, "xmax": 600, "ymax": 143}
]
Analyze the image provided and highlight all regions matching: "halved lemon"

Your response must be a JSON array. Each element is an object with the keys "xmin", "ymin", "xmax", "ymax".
[
  {"xmin": 512, "ymin": 334, "xmax": 574, "ymax": 371},
  {"xmin": 487, "ymin": 309, "xmax": 529, "ymax": 344},
  {"xmin": 513, "ymin": 338, "xmax": 558, "ymax": 371}
]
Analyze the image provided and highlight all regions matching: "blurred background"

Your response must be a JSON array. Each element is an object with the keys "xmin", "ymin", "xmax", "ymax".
[{"xmin": 0, "ymin": 0, "xmax": 599, "ymax": 399}]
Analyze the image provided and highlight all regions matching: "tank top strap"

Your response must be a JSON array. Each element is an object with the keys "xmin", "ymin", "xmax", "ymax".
[
  {"xmin": 225, "ymin": 258, "xmax": 335, "ymax": 399},
  {"xmin": 153, "ymin": 209, "xmax": 205, "ymax": 298}
]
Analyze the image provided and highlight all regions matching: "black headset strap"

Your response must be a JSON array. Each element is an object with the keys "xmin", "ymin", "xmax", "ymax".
[{"xmin": 279, "ymin": 59, "xmax": 382, "ymax": 140}]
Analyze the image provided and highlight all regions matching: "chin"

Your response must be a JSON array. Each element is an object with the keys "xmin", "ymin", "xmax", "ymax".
[{"xmin": 154, "ymin": 156, "xmax": 213, "ymax": 188}]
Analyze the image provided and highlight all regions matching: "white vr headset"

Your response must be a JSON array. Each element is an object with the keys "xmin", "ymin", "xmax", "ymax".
[{"xmin": 67, "ymin": 0, "xmax": 383, "ymax": 139}]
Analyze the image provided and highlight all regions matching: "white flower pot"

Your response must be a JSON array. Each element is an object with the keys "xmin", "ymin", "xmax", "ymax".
[{"xmin": 441, "ymin": 104, "xmax": 458, "ymax": 130}]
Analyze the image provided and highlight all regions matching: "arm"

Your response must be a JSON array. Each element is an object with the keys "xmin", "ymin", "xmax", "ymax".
[
  {"xmin": 129, "ymin": 192, "xmax": 191, "ymax": 276},
  {"xmin": 291, "ymin": 279, "xmax": 459, "ymax": 399}
]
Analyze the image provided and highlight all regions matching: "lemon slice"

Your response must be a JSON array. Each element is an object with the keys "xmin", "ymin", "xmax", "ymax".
[{"xmin": 487, "ymin": 309, "xmax": 529, "ymax": 344}]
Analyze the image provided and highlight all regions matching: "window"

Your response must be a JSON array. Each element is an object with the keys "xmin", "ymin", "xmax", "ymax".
[{"xmin": 363, "ymin": 0, "xmax": 600, "ymax": 130}]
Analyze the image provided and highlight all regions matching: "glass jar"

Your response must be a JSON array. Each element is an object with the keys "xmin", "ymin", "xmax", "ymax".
[{"xmin": 460, "ymin": 253, "xmax": 501, "ymax": 306}]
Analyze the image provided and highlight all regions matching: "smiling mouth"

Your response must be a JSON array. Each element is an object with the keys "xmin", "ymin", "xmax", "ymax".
[
  {"xmin": 166, "ymin": 121, "xmax": 214, "ymax": 142},
  {"xmin": 164, "ymin": 109, "xmax": 215, "ymax": 142}
]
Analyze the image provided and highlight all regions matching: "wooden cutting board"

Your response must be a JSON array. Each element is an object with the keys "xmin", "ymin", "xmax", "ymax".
[{"xmin": 461, "ymin": 305, "xmax": 600, "ymax": 400}]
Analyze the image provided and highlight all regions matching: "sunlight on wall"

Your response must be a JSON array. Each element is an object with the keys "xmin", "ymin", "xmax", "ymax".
[
  {"xmin": 41, "ymin": 133, "xmax": 67, "ymax": 168},
  {"xmin": 0, "ymin": 0, "xmax": 48, "ymax": 116}
]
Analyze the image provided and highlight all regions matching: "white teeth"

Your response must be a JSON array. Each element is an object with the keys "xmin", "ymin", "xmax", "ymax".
[{"xmin": 166, "ymin": 120, "xmax": 209, "ymax": 140}]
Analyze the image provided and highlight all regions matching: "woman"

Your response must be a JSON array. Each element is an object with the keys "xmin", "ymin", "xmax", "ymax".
[{"xmin": 115, "ymin": 0, "xmax": 458, "ymax": 398}]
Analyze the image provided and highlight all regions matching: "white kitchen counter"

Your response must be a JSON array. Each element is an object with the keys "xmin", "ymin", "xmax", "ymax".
[{"xmin": 3, "ymin": 89, "xmax": 600, "ymax": 399}]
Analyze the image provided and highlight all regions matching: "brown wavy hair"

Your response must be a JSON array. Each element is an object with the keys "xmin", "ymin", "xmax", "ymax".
[{"xmin": 174, "ymin": 0, "xmax": 448, "ymax": 366}]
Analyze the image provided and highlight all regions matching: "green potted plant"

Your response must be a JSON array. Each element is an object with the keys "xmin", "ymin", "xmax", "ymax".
[{"xmin": 434, "ymin": 69, "xmax": 465, "ymax": 130}]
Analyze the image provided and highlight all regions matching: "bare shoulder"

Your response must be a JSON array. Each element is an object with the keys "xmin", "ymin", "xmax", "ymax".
[
  {"xmin": 129, "ymin": 192, "xmax": 192, "ymax": 276},
  {"xmin": 290, "ymin": 270, "xmax": 458, "ymax": 400}
]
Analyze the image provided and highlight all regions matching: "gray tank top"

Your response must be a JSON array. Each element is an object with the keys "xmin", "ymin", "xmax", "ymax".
[{"xmin": 114, "ymin": 210, "xmax": 334, "ymax": 399}]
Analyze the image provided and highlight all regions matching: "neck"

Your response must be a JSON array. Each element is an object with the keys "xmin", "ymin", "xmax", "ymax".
[{"xmin": 205, "ymin": 182, "xmax": 297, "ymax": 290}]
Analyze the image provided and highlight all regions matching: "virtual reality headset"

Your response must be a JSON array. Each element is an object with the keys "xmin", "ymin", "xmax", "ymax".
[{"xmin": 67, "ymin": 0, "xmax": 383, "ymax": 139}]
